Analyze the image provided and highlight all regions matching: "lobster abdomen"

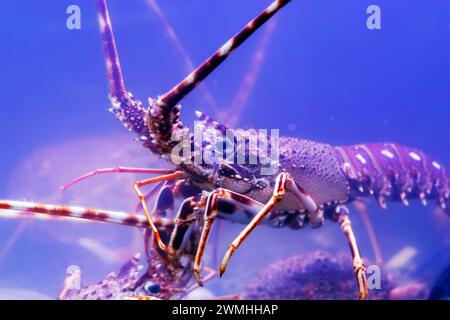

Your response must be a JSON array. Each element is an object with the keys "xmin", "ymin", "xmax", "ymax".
[{"xmin": 335, "ymin": 143, "xmax": 450, "ymax": 213}]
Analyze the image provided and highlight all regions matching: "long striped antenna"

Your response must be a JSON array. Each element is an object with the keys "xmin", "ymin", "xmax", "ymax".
[
  {"xmin": 226, "ymin": 18, "xmax": 277, "ymax": 127},
  {"xmin": 145, "ymin": 0, "xmax": 220, "ymax": 115},
  {"xmin": 157, "ymin": 0, "xmax": 291, "ymax": 109},
  {"xmin": 0, "ymin": 200, "xmax": 174, "ymax": 230}
]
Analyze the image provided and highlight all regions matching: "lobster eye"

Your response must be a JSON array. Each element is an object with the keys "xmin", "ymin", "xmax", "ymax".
[{"xmin": 144, "ymin": 281, "xmax": 161, "ymax": 294}]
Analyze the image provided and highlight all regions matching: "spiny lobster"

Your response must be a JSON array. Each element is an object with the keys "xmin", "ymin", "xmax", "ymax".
[{"xmin": 1, "ymin": 0, "xmax": 449, "ymax": 300}]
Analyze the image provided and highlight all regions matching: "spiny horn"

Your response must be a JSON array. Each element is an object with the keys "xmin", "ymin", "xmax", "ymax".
[{"xmin": 96, "ymin": 0, "xmax": 150, "ymax": 139}]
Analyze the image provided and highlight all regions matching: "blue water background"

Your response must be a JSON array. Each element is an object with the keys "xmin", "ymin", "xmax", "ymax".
[{"xmin": 0, "ymin": 0, "xmax": 449, "ymax": 298}]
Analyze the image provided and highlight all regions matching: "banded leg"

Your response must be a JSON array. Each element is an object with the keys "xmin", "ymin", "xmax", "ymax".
[
  {"xmin": 193, "ymin": 191, "xmax": 221, "ymax": 285},
  {"xmin": 168, "ymin": 196, "xmax": 203, "ymax": 254},
  {"xmin": 336, "ymin": 206, "xmax": 368, "ymax": 300},
  {"xmin": 135, "ymin": 178, "xmax": 200, "ymax": 213},
  {"xmin": 134, "ymin": 171, "xmax": 185, "ymax": 252},
  {"xmin": 61, "ymin": 167, "xmax": 174, "ymax": 191},
  {"xmin": 193, "ymin": 189, "xmax": 268, "ymax": 285},
  {"xmin": 135, "ymin": 181, "xmax": 166, "ymax": 212},
  {"xmin": 185, "ymin": 266, "xmax": 218, "ymax": 294},
  {"xmin": 146, "ymin": 184, "xmax": 204, "ymax": 259},
  {"xmin": 220, "ymin": 172, "xmax": 323, "ymax": 276},
  {"xmin": 142, "ymin": 183, "xmax": 180, "ymax": 262},
  {"xmin": 150, "ymin": 183, "xmax": 176, "ymax": 217}
]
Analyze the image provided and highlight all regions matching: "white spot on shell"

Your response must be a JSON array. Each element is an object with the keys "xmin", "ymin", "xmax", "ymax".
[
  {"xmin": 381, "ymin": 149, "xmax": 395, "ymax": 159},
  {"xmin": 356, "ymin": 154, "xmax": 367, "ymax": 164},
  {"xmin": 409, "ymin": 152, "xmax": 421, "ymax": 161},
  {"xmin": 433, "ymin": 161, "xmax": 441, "ymax": 170}
]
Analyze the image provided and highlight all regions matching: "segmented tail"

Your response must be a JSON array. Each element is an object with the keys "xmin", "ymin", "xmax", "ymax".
[
  {"xmin": 335, "ymin": 143, "xmax": 450, "ymax": 213},
  {"xmin": 0, "ymin": 200, "xmax": 174, "ymax": 229}
]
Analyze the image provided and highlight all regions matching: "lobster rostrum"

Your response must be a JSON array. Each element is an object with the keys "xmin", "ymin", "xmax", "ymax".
[{"xmin": 45, "ymin": 0, "xmax": 450, "ymax": 300}]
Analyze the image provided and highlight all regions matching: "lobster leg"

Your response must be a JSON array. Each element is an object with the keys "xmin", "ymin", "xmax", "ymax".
[
  {"xmin": 151, "ymin": 183, "xmax": 176, "ymax": 217},
  {"xmin": 135, "ymin": 178, "xmax": 200, "ymax": 213},
  {"xmin": 168, "ymin": 196, "xmax": 204, "ymax": 253},
  {"xmin": 336, "ymin": 206, "xmax": 368, "ymax": 300},
  {"xmin": 134, "ymin": 171, "xmax": 185, "ymax": 252},
  {"xmin": 191, "ymin": 189, "xmax": 265, "ymax": 285},
  {"xmin": 135, "ymin": 181, "xmax": 166, "ymax": 212},
  {"xmin": 160, "ymin": 188, "xmax": 264, "ymax": 285},
  {"xmin": 61, "ymin": 167, "xmax": 174, "ymax": 191},
  {"xmin": 185, "ymin": 266, "xmax": 218, "ymax": 294},
  {"xmin": 220, "ymin": 172, "xmax": 323, "ymax": 277},
  {"xmin": 193, "ymin": 191, "xmax": 219, "ymax": 285}
]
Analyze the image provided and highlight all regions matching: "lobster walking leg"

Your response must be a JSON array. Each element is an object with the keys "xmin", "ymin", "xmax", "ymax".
[
  {"xmin": 134, "ymin": 171, "xmax": 185, "ymax": 252},
  {"xmin": 219, "ymin": 172, "xmax": 324, "ymax": 277},
  {"xmin": 190, "ymin": 189, "xmax": 265, "ymax": 284},
  {"xmin": 135, "ymin": 181, "xmax": 165, "ymax": 212},
  {"xmin": 61, "ymin": 167, "xmax": 174, "ymax": 191},
  {"xmin": 168, "ymin": 197, "xmax": 201, "ymax": 252},
  {"xmin": 185, "ymin": 266, "xmax": 218, "ymax": 294},
  {"xmin": 336, "ymin": 206, "xmax": 368, "ymax": 300},
  {"xmin": 193, "ymin": 192, "xmax": 219, "ymax": 285}
]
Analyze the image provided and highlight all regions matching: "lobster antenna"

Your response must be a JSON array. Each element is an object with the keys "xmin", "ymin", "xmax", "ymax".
[
  {"xmin": 226, "ymin": 18, "xmax": 277, "ymax": 127},
  {"xmin": 0, "ymin": 199, "xmax": 174, "ymax": 230},
  {"xmin": 145, "ymin": 0, "xmax": 221, "ymax": 115},
  {"xmin": 96, "ymin": 0, "xmax": 127, "ymax": 100},
  {"xmin": 157, "ymin": 0, "xmax": 291, "ymax": 109}
]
